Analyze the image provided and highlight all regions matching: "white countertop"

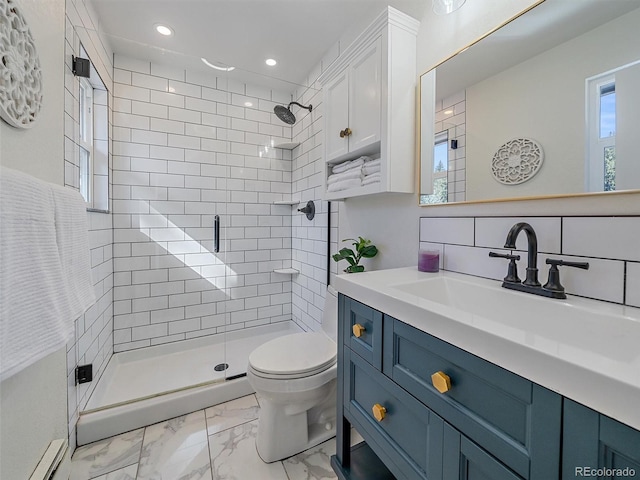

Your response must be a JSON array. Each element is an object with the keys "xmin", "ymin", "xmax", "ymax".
[{"xmin": 334, "ymin": 267, "xmax": 640, "ymax": 430}]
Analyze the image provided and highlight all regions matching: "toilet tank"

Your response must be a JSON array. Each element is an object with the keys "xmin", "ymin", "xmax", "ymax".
[{"xmin": 322, "ymin": 285, "xmax": 338, "ymax": 342}]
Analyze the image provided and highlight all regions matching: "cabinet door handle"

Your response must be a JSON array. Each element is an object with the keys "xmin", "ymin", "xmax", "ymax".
[
  {"xmin": 372, "ymin": 403, "xmax": 387, "ymax": 422},
  {"xmin": 352, "ymin": 323, "xmax": 366, "ymax": 338},
  {"xmin": 339, "ymin": 127, "xmax": 352, "ymax": 138},
  {"xmin": 431, "ymin": 371, "xmax": 452, "ymax": 393}
]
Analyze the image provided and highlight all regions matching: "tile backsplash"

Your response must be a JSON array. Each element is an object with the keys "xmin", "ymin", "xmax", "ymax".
[{"xmin": 420, "ymin": 215, "xmax": 640, "ymax": 307}]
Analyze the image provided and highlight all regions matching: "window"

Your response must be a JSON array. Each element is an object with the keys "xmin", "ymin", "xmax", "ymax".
[
  {"xmin": 76, "ymin": 46, "xmax": 108, "ymax": 211},
  {"xmin": 586, "ymin": 73, "xmax": 616, "ymax": 192},
  {"xmin": 420, "ymin": 132, "xmax": 449, "ymax": 204},
  {"xmin": 79, "ymin": 77, "xmax": 94, "ymax": 203}
]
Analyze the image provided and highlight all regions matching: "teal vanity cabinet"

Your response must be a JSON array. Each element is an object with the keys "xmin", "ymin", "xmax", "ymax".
[
  {"xmin": 562, "ymin": 399, "xmax": 640, "ymax": 478},
  {"xmin": 332, "ymin": 294, "xmax": 562, "ymax": 480}
]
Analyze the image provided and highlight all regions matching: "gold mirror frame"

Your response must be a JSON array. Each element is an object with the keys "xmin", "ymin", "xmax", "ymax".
[{"xmin": 416, "ymin": 0, "xmax": 640, "ymax": 207}]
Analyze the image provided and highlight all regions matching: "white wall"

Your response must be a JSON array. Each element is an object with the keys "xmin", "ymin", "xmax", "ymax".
[
  {"xmin": 0, "ymin": 0, "xmax": 68, "ymax": 478},
  {"xmin": 617, "ymin": 62, "xmax": 640, "ymax": 191},
  {"xmin": 466, "ymin": 8, "xmax": 640, "ymax": 201}
]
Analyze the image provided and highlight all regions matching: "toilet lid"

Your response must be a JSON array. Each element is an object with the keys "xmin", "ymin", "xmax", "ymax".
[{"xmin": 249, "ymin": 332, "xmax": 337, "ymax": 378}]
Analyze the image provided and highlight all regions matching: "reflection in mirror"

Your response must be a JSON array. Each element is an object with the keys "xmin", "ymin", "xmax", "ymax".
[{"xmin": 419, "ymin": 0, "xmax": 640, "ymax": 205}]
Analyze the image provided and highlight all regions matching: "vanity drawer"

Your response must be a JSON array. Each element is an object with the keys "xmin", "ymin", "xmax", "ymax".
[
  {"xmin": 443, "ymin": 424, "xmax": 524, "ymax": 480},
  {"xmin": 340, "ymin": 294, "xmax": 383, "ymax": 369},
  {"xmin": 383, "ymin": 318, "xmax": 561, "ymax": 479},
  {"xmin": 344, "ymin": 347, "xmax": 444, "ymax": 480}
]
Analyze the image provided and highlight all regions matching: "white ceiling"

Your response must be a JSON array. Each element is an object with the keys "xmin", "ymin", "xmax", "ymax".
[{"xmin": 88, "ymin": 0, "xmax": 428, "ymax": 92}]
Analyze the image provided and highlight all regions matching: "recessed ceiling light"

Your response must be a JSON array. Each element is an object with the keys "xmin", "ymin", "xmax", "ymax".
[
  {"xmin": 201, "ymin": 58, "xmax": 235, "ymax": 72},
  {"xmin": 155, "ymin": 24, "xmax": 173, "ymax": 36},
  {"xmin": 265, "ymin": 58, "xmax": 277, "ymax": 66}
]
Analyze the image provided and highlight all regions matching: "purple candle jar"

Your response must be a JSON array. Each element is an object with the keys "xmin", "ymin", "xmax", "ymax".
[{"xmin": 418, "ymin": 249, "xmax": 440, "ymax": 272}]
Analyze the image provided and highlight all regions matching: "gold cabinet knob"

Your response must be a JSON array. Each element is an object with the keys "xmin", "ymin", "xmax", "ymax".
[
  {"xmin": 431, "ymin": 371, "xmax": 452, "ymax": 394},
  {"xmin": 352, "ymin": 323, "xmax": 366, "ymax": 338},
  {"xmin": 339, "ymin": 127, "xmax": 352, "ymax": 138},
  {"xmin": 372, "ymin": 403, "xmax": 387, "ymax": 422}
]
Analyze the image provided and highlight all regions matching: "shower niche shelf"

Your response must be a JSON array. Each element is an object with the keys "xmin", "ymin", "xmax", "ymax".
[
  {"xmin": 273, "ymin": 200, "xmax": 300, "ymax": 205},
  {"xmin": 273, "ymin": 142, "xmax": 300, "ymax": 150},
  {"xmin": 273, "ymin": 268, "xmax": 300, "ymax": 275}
]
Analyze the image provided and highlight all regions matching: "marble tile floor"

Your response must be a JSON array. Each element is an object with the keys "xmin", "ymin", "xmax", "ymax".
[{"xmin": 70, "ymin": 394, "xmax": 362, "ymax": 480}]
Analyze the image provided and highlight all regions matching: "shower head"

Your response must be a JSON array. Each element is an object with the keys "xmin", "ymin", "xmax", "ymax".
[{"xmin": 274, "ymin": 102, "xmax": 312, "ymax": 125}]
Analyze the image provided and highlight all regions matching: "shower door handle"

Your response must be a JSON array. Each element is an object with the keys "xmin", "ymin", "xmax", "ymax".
[{"xmin": 214, "ymin": 215, "xmax": 220, "ymax": 253}]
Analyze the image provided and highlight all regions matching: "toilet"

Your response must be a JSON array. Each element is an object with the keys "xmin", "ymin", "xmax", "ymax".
[{"xmin": 247, "ymin": 285, "xmax": 338, "ymax": 462}]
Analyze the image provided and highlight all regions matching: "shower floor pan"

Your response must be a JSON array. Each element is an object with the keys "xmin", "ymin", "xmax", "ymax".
[{"xmin": 77, "ymin": 321, "xmax": 302, "ymax": 446}]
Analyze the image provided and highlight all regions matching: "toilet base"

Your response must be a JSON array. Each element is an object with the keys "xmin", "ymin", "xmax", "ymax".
[{"xmin": 255, "ymin": 381, "xmax": 337, "ymax": 463}]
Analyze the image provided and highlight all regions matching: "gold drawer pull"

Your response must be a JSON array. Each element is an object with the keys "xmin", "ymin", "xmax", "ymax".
[
  {"xmin": 339, "ymin": 127, "xmax": 352, "ymax": 138},
  {"xmin": 352, "ymin": 323, "xmax": 366, "ymax": 338},
  {"xmin": 431, "ymin": 371, "xmax": 452, "ymax": 394},
  {"xmin": 372, "ymin": 403, "xmax": 387, "ymax": 422}
]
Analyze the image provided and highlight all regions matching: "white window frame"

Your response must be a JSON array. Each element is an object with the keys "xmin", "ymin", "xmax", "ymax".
[
  {"xmin": 79, "ymin": 76, "xmax": 94, "ymax": 205},
  {"xmin": 420, "ymin": 131, "xmax": 449, "ymax": 204}
]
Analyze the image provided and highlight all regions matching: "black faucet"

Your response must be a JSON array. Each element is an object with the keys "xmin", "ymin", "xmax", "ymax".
[
  {"xmin": 504, "ymin": 222, "xmax": 540, "ymax": 287},
  {"xmin": 490, "ymin": 222, "xmax": 589, "ymax": 299}
]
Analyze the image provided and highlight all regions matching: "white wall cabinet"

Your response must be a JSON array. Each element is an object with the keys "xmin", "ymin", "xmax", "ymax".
[
  {"xmin": 319, "ymin": 7, "xmax": 419, "ymax": 200},
  {"xmin": 324, "ymin": 38, "xmax": 382, "ymax": 161}
]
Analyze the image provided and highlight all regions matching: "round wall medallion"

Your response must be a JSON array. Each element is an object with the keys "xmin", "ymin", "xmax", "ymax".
[
  {"xmin": 0, "ymin": 0, "xmax": 44, "ymax": 129},
  {"xmin": 491, "ymin": 138, "xmax": 544, "ymax": 185}
]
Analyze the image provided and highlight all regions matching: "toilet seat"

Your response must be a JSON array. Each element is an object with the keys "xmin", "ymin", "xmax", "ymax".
[{"xmin": 248, "ymin": 332, "xmax": 336, "ymax": 380}]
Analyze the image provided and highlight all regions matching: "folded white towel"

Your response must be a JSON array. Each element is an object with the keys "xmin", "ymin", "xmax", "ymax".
[
  {"xmin": 327, "ymin": 169, "xmax": 363, "ymax": 185},
  {"xmin": 362, "ymin": 172, "xmax": 382, "ymax": 186},
  {"xmin": 362, "ymin": 159, "xmax": 381, "ymax": 176},
  {"xmin": 332, "ymin": 156, "xmax": 370, "ymax": 174},
  {"xmin": 327, "ymin": 177, "xmax": 362, "ymax": 192},
  {"xmin": 0, "ymin": 168, "xmax": 95, "ymax": 381}
]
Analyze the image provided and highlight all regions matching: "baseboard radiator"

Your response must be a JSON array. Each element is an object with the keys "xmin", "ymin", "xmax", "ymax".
[{"xmin": 29, "ymin": 439, "xmax": 68, "ymax": 480}]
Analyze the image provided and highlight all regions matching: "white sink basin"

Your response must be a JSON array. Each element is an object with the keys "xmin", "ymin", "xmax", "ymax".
[{"xmin": 389, "ymin": 276, "xmax": 640, "ymax": 361}]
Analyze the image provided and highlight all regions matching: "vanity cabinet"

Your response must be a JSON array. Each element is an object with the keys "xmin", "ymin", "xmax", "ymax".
[
  {"xmin": 562, "ymin": 399, "xmax": 640, "ymax": 478},
  {"xmin": 335, "ymin": 295, "xmax": 562, "ymax": 480},
  {"xmin": 333, "ymin": 293, "xmax": 640, "ymax": 480},
  {"xmin": 318, "ymin": 7, "xmax": 419, "ymax": 200}
]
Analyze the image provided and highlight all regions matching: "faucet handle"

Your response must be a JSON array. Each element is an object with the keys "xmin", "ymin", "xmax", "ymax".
[
  {"xmin": 489, "ymin": 251, "xmax": 521, "ymax": 283},
  {"xmin": 545, "ymin": 258, "xmax": 590, "ymax": 270},
  {"xmin": 543, "ymin": 258, "xmax": 590, "ymax": 295}
]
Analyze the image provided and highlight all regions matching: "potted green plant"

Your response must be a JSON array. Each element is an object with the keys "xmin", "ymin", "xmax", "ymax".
[{"xmin": 332, "ymin": 237, "xmax": 378, "ymax": 273}]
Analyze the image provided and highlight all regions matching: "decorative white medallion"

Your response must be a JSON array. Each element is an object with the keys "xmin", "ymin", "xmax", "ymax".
[
  {"xmin": 491, "ymin": 138, "xmax": 544, "ymax": 185},
  {"xmin": 0, "ymin": 0, "xmax": 43, "ymax": 129}
]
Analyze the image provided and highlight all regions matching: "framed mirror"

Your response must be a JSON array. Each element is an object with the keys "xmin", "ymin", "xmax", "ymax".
[{"xmin": 419, "ymin": 0, "xmax": 640, "ymax": 205}]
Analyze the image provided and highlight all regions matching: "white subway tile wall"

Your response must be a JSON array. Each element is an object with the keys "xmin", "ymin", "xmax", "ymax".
[
  {"xmin": 419, "ymin": 216, "xmax": 640, "ymax": 306},
  {"xmin": 626, "ymin": 262, "xmax": 640, "ymax": 308},
  {"xmin": 419, "ymin": 217, "xmax": 474, "ymax": 245},
  {"xmin": 562, "ymin": 217, "xmax": 640, "ymax": 262},
  {"xmin": 111, "ymin": 55, "xmax": 301, "ymax": 352},
  {"xmin": 290, "ymin": 56, "xmax": 337, "ymax": 333},
  {"xmin": 474, "ymin": 217, "xmax": 561, "ymax": 253},
  {"xmin": 64, "ymin": 0, "xmax": 115, "ymax": 453}
]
